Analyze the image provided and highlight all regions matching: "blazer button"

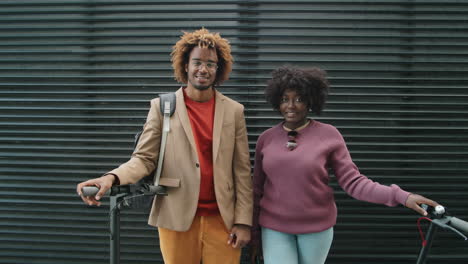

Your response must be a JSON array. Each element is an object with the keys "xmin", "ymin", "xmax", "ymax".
[{"xmin": 196, "ymin": 163, "xmax": 200, "ymax": 168}]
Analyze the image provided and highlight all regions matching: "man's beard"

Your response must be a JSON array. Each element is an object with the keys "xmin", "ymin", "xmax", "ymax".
[
  {"xmin": 193, "ymin": 84, "xmax": 212, "ymax": 91},
  {"xmin": 189, "ymin": 79, "xmax": 215, "ymax": 91}
]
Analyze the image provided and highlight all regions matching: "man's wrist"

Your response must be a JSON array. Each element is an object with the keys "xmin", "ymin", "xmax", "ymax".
[{"xmin": 102, "ymin": 173, "xmax": 120, "ymax": 186}]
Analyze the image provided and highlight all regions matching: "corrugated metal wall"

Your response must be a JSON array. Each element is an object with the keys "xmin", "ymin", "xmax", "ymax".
[{"xmin": 1, "ymin": 1, "xmax": 467, "ymax": 263}]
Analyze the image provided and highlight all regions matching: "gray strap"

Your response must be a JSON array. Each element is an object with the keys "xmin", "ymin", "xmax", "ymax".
[
  {"xmin": 153, "ymin": 99, "xmax": 171, "ymax": 186},
  {"xmin": 159, "ymin": 93, "xmax": 176, "ymax": 117}
]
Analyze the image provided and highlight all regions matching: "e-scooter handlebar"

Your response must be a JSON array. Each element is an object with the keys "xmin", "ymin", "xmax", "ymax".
[
  {"xmin": 81, "ymin": 186, "xmax": 105, "ymax": 197},
  {"xmin": 448, "ymin": 217, "xmax": 468, "ymax": 234},
  {"xmin": 423, "ymin": 204, "xmax": 468, "ymax": 239},
  {"xmin": 416, "ymin": 204, "xmax": 467, "ymax": 264},
  {"xmin": 81, "ymin": 185, "xmax": 132, "ymax": 197},
  {"xmin": 81, "ymin": 184, "xmax": 167, "ymax": 197}
]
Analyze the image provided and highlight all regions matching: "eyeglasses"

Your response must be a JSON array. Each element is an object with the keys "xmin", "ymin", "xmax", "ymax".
[
  {"xmin": 286, "ymin": 130, "xmax": 298, "ymax": 151},
  {"xmin": 191, "ymin": 60, "xmax": 218, "ymax": 71}
]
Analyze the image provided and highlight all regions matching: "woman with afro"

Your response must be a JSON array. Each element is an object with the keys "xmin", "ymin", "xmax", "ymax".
[{"xmin": 251, "ymin": 65, "xmax": 438, "ymax": 264}]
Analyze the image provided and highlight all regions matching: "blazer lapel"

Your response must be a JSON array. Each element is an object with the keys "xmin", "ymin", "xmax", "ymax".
[
  {"xmin": 175, "ymin": 88, "xmax": 198, "ymax": 153},
  {"xmin": 212, "ymin": 90, "xmax": 225, "ymax": 163}
]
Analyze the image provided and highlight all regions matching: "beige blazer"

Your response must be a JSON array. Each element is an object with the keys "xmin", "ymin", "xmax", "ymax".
[{"xmin": 109, "ymin": 88, "xmax": 253, "ymax": 231}]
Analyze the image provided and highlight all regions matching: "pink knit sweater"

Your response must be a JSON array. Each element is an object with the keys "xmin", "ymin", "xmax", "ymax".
[{"xmin": 253, "ymin": 120, "xmax": 410, "ymax": 238}]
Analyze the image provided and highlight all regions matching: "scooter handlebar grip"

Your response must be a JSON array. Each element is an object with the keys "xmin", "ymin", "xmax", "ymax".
[
  {"xmin": 450, "ymin": 217, "xmax": 468, "ymax": 234},
  {"xmin": 81, "ymin": 186, "xmax": 100, "ymax": 197}
]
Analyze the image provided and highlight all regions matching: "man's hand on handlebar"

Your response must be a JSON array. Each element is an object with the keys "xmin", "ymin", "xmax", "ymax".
[
  {"xmin": 405, "ymin": 194, "xmax": 439, "ymax": 216},
  {"xmin": 76, "ymin": 174, "xmax": 115, "ymax": 206}
]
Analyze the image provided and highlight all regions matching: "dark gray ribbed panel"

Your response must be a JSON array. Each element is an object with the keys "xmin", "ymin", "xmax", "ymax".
[{"xmin": 1, "ymin": 1, "xmax": 467, "ymax": 263}]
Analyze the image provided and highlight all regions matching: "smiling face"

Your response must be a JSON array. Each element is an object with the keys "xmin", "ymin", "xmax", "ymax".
[
  {"xmin": 185, "ymin": 47, "xmax": 218, "ymax": 91},
  {"xmin": 279, "ymin": 89, "xmax": 309, "ymax": 130}
]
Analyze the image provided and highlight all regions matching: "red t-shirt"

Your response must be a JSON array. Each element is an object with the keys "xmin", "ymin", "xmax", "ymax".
[{"xmin": 183, "ymin": 89, "xmax": 218, "ymax": 215}]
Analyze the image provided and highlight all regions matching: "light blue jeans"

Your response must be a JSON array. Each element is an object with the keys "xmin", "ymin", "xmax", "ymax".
[{"xmin": 261, "ymin": 227, "xmax": 333, "ymax": 264}]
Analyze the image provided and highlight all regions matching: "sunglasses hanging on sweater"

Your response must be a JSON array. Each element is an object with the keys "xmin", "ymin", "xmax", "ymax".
[{"xmin": 286, "ymin": 130, "xmax": 298, "ymax": 151}]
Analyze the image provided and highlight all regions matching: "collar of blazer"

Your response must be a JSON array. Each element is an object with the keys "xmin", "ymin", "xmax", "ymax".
[{"xmin": 175, "ymin": 87, "xmax": 227, "ymax": 162}]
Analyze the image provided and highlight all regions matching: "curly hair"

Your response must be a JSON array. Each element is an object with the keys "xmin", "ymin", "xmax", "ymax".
[
  {"xmin": 171, "ymin": 28, "xmax": 233, "ymax": 87},
  {"xmin": 265, "ymin": 65, "xmax": 329, "ymax": 115}
]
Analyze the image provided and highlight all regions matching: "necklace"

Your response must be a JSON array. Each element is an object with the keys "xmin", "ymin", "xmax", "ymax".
[
  {"xmin": 282, "ymin": 119, "xmax": 311, "ymax": 132},
  {"xmin": 283, "ymin": 120, "xmax": 311, "ymax": 151}
]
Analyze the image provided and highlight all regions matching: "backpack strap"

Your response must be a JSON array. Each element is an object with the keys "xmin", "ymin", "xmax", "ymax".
[
  {"xmin": 153, "ymin": 92, "xmax": 176, "ymax": 186},
  {"xmin": 159, "ymin": 93, "xmax": 176, "ymax": 117}
]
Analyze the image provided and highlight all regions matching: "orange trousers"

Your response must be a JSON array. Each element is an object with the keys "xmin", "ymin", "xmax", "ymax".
[{"xmin": 158, "ymin": 213, "xmax": 241, "ymax": 264}]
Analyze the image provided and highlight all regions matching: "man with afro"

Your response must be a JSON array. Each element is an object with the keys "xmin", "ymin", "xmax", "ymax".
[{"xmin": 77, "ymin": 28, "xmax": 253, "ymax": 264}]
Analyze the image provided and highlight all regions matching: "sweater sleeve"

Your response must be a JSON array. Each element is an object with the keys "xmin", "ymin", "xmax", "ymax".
[
  {"xmin": 329, "ymin": 128, "xmax": 410, "ymax": 207},
  {"xmin": 252, "ymin": 133, "xmax": 266, "ymax": 247}
]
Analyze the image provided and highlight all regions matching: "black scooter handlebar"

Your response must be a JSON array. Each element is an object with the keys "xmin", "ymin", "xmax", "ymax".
[
  {"xmin": 449, "ymin": 217, "xmax": 468, "ymax": 234},
  {"xmin": 81, "ymin": 184, "xmax": 167, "ymax": 197},
  {"xmin": 81, "ymin": 186, "xmax": 102, "ymax": 196}
]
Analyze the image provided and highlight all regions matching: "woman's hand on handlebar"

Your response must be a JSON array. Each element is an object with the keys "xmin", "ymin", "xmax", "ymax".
[
  {"xmin": 405, "ymin": 194, "xmax": 439, "ymax": 216},
  {"xmin": 76, "ymin": 174, "xmax": 115, "ymax": 206}
]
